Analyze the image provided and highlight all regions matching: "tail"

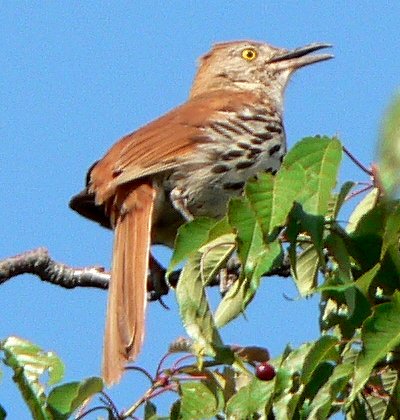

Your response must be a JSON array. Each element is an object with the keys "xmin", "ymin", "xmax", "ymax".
[{"xmin": 102, "ymin": 180, "xmax": 156, "ymax": 385}]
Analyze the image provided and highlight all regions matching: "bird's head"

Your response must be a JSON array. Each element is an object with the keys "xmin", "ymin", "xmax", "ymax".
[{"xmin": 190, "ymin": 40, "xmax": 333, "ymax": 104}]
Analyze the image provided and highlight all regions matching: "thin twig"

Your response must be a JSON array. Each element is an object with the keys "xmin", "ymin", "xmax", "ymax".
[
  {"xmin": 345, "ymin": 184, "xmax": 373, "ymax": 201},
  {"xmin": 155, "ymin": 352, "xmax": 173, "ymax": 378},
  {"xmin": 99, "ymin": 391, "xmax": 120, "ymax": 417},
  {"xmin": 171, "ymin": 354, "xmax": 196, "ymax": 373},
  {"xmin": 125, "ymin": 366, "xmax": 154, "ymax": 384},
  {"xmin": 343, "ymin": 146, "xmax": 373, "ymax": 176},
  {"xmin": 173, "ymin": 375, "xmax": 208, "ymax": 381},
  {"xmin": 75, "ymin": 406, "xmax": 115, "ymax": 420},
  {"xmin": 122, "ymin": 382, "xmax": 177, "ymax": 418}
]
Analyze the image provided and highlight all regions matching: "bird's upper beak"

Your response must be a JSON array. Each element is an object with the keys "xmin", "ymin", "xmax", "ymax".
[{"xmin": 267, "ymin": 43, "xmax": 333, "ymax": 70}]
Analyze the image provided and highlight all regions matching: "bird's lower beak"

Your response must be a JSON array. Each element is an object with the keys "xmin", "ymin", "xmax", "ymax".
[{"xmin": 268, "ymin": 43, "xmax": 333, "ymax": 70}]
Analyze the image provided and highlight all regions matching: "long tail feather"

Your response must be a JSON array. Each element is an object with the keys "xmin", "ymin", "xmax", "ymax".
[{"xmin": 102, "ymin": 181, "xmax": 156, "ymax": 385}]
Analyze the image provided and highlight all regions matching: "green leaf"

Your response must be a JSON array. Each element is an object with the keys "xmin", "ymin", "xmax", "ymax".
[
  {"xmin": 347, "ymin": 288, "xmax": 372, "ymax": 327},
  {"xmin": 378, "ymin": 93, "xmax": 400, "ymax": 196},
  {"xmin": 297, "ymin": 208, "xmax": 325, "ymax": 255},
  {"xmin": 248, "ymin": 240, "xmax": 283, "ymax": 299},
  {"xmin": 198, "ymin": 233, "xmax": 236, "ymax": 285},
  {"xmin": 229, "ymin": 195, "xmax": 283, "ymax": 277},
  {"xmin": 381, "ymin": 202, "xmax": 400, "ymax": 258},
  {"xmin": 349, "ymin": 291, "xmax": 400, "ymax": 403},
  {"xmin": 214, "ymin": 240, "xmax": 282, "ymax": 327},
  {"xmin": 301, "ymin": 362, "xmax": 335, "ymax": 408},
  {"xmin": 272, "ymin": 342, "xmax": 315, "ymax": 393},
  {"xmin": 319, "ymin": 277, "xmax": 372, "ymax": 335},
  {"xmin": 47, "ymin": 377, "xmax": 103, "ymax": 419},
  {"xmin": 346, "ymin": 188, "xmax": 379, "ymax": 233},
  {"xmin": 207, "ymin": 216, "xmax": 233, "ymax": 240},
  {"xmin": 354, "ymin": 263, "xmax": 381, "ymax": 298},
  {"xmin": 347, "ymin": 204, "xmax": 384, "ymax": 271},
  {"xmin": 173, "ymin": 220, "xmax": 235, "ymax": 351},
  {"xmin": 317, "ymin": 282, "xmax": 355, "ymax": 294},
  {"xmin": 228, "ymin": 196, "xmax": 263, "ymax": 270},
  {"xmin": 210, "ymin": 196, "xmax": 284, "ymax": 327},
  {"xmin": 281, "ymin": 342, "xmax": 314, "ymax": 372},
  {"xmin": 213, "ymin": 367, "xmax": 237, "ymax": 403},
  {"xmin": 364, "ymin": 369, "xmax": 398, "ymax": 420},
  {"xmin": 144, "ymin": 401, "xmax": 158, "ymax": 420},
  {"xmin": 307, "ymin": 362, "xmax": 353, "ymax": 418},
  {"xmin": 286, "ymin": 208, "xmax": 301, "ymax": 278},
  {"xmin": 214, "ymin": 277, "xmax": 247, "ymax": 329},
  {"xmin": 168, "ymin": 217, "xmax": 221, "ymax": 276},
  {"xmin": 176, "ymin": 252, "xmax": 223, "ymax": 352},
  {"xmin": 245, "ymin": 164, "xmax": 306, "ymax": 238},
  {"xmin": 292, "ymin": 244, "xmax": 320, "ymax": 296},
  {"xmin": 301, "ymin": 336, "xmax": 339, "ymax": 384},
  {"xmin": 349, "ymin": 397, "xmax": 369, "ymax": 419},
  {"xmin": 325, "ymin": 232, "xmax": 353, "ymax": 283},
  {"xmin": 1, "ymin": 336, "xmax": 64, "ymax": 420},
  {"xmin": 269, "ymin": 162, "xmax": 306, "ymax": 231},
  {"xmin": 179, "ymin": 381, "xmax": 221, "ymax": 419},
  {"xmin": 283, "ymin": 136, "xmax": 343, "ymax": 215},
  {"xmin": 328, "ymin": 181, "xmax": 355, "ymax": 219},
  {"xmin": 170, "ymin": 400, "xmax": 181, "ymax": 420},
  {"xmin": 226, "ymin": 377, "xmax": 273, "ymax": 418},
  {"xmin": 245, "ymin": 172, "xmax": 275, "ymax": 236},
  {"xmin": 288, "ymin": 203, "xmax": 325, "ymax": 266},
  {"xmin": 267, "ymin": 343, "xmax": 321, "ymax": 418},
  {"xmin": 273, "ymin": 391, "xmax": 301, "ymax": 419},
  {"xmin": 0, "ymin": 404, "xmax": 6, "ymax": 420}
]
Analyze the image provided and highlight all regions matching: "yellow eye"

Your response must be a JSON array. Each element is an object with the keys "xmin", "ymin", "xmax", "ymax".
[{"xmin": 241, "ymin": 48, "xmax": 257, "ymax": 61}]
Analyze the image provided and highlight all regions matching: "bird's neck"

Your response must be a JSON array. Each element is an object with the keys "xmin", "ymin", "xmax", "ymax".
[{"xmin": 190, "ymin": 79, "xmax": 285, "ymax": 116}]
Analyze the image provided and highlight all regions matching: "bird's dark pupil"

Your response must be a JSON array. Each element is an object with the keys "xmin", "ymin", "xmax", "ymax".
[{"xmin": 247, "ymin": 51, "xmax": 253, "ymax": 58}]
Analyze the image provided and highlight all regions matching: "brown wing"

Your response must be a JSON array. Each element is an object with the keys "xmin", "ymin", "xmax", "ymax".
[{"xmin": 88, "ymin": 89, "xmax": 258, "ymax": 205}]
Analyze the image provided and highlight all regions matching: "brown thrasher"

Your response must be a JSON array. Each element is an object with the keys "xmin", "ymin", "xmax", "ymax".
[{"xmin": 70, "ymin": 40, "xmax": 332, "ymax": 385}]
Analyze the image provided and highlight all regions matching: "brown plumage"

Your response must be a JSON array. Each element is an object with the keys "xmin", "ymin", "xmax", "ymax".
[{"xmin": 70, "ymin": 40, "xmax": 332, "ymax": 385}]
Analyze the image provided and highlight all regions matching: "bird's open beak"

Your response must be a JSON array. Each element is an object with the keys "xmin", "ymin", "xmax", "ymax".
[{"xmin": 268, "ymin": 43, "xmax": 333, "ymax": 70}]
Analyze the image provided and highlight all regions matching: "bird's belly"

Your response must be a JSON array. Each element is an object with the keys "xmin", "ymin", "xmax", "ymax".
[{"xmin": 171, "ymin": 144, "xmax": 285, "ymax": 219}]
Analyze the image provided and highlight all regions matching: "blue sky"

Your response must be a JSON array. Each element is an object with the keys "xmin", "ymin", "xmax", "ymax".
[{"xmin": 1, "ymin": 2, "xmax": 399, "ymax": 417}]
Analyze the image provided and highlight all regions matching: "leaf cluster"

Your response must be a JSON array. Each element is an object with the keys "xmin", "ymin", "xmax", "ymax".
[{"xmin": 0, "ymin": 337, "xmax": 103, "ymax": 419}]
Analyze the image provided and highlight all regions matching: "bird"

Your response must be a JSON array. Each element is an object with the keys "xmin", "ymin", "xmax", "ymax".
[{"xmin": 69, "ymin": 40, "xmax": 333, "ymax": 385}]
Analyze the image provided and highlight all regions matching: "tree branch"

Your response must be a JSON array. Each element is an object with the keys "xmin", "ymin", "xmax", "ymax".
[
  {"xmin": 0, "ymin": 248, "xmax": 291, "ymax": 295},
  {"xmin": 0, "ymin": 247, "xmax": 110, "ymax": 289}
]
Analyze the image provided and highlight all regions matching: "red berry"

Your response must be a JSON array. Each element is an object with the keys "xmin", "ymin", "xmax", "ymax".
[{"xmin": 255, "ymin": 362, "xmax": 276, "ymax": 381}]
